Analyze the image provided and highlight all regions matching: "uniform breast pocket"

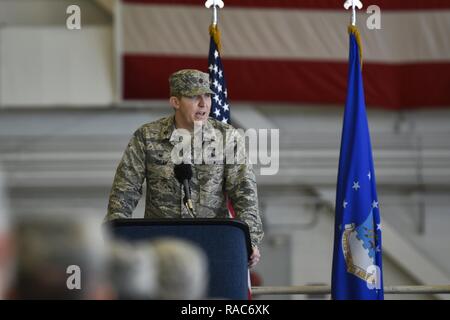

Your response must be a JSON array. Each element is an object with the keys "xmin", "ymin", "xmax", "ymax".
[
  {"xmin": 195, "ymin": 164, "xmax": 225, "ymax": 206},
  {"xmin": 146, "ymin": 150, "xmax": 178, "ymax": 201},
  {"xmin": 147, "ymin": 149, "xmax": 169, "ymax": 165}
]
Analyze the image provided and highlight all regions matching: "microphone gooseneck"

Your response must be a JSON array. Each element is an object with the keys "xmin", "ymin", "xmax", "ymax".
[{"xmin": 174, "ymin": 164, "xmax": 195, "ymax": 216}]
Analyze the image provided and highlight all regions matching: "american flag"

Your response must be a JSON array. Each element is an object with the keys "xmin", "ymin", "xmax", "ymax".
[
  {"xmin": 207, "ymin": 27, "xmax": 237, "ymax": 219},
  {"xmin": 208, "ymin": 25, "xmax": 252, "ymax": 301},
  {"xmin": 208, "ymin": 34, "xmax": 230, "ymax": 124}
]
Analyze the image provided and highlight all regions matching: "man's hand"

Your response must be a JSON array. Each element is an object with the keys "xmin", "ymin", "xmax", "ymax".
[{"xmin": 248, "ymin": 246, "xmax": 260, "ymax": 268}]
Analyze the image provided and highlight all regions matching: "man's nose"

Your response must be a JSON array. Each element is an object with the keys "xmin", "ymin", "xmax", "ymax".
[{"xmin": 198, "ymin": 95, "xmax": 207, "ymax": 108}]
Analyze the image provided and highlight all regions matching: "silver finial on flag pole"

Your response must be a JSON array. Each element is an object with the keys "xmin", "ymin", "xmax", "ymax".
[
  {"xmin": 344, "ymin": 0, "xmax": 363, "ymax": 26},
  {"xmin": 205, "ymin": 0, "xmax": 224, "ymax": 26}
]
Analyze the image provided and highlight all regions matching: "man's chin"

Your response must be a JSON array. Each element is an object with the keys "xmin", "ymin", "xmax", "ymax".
[{"xmin": 193, "ymin": 118, "xmax": 208, "ymax": 125}]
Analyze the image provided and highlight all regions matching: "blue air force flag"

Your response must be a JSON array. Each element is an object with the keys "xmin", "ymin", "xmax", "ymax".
[
  {"xmin": 331, "ymin": 26, "xmax": 384, "ymax": 300},
  {"xmin": 208, "ymin": 32, "xmax": 230, "ymax": 124}
]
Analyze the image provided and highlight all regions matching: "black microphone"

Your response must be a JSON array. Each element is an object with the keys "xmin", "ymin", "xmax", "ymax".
[{"xmin": 174, "ymin": 164, "xmax": 194, "ymax": 216}]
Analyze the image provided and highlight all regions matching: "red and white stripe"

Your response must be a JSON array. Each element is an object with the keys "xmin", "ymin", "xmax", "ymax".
[{"xmin": 120, "ymin": 0, "xmax": 450, "ymax": 108}]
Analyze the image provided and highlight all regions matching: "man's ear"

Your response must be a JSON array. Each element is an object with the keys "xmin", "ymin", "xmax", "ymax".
[{"xmin": 169, "ymin": 96, "xmax": 180, "ymax": 110}]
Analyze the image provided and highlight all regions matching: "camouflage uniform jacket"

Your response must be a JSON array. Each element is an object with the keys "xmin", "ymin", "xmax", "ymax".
[{"xmin": 106, "ymin": 116, "xmax": 264, "ymax": 247}]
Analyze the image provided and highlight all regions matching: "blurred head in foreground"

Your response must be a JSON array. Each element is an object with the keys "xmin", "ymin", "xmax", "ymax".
[
  {"xmin": 107, "ymin": 240, "xmax": 158, "ymax": 299},
  {"xmin": 152, "ymin": 238, "xmax": 208, "ymax": 300},
  {"xmin": 11, "ymin": 213, "xmax": 106, "ymax": 299},
  {"xmin": 107, "ymin": 237, "xmax": 208, "ymax": 300}
]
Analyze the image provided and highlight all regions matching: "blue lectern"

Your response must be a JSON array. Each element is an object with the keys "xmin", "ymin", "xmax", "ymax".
[{"xmin": 107, "ymin": 218, "xmax": 252, "ymax": 300}]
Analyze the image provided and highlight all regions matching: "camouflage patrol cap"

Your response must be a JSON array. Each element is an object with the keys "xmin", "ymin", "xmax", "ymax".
[{"xmin": 169, "ymin": 69, "xmax": 214, "ymax": 97}]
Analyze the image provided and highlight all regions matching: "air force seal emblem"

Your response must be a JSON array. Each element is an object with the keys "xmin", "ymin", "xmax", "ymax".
[{"xmin": 342, "ymin": 209, "xmax": 382, "ymax": 289}]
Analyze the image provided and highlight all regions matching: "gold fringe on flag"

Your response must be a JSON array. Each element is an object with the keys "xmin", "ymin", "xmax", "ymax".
[
  {"xmin": 348, "ymin": 25, "xmax": 363, "ymax": 69},
  {"xmin": 209, "ymin": 24, "xmax": 222, "ymax": 53}
]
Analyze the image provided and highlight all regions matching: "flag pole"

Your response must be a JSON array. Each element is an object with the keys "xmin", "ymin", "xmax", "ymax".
[
  {"xmin": 344, "ymin": 0, "xmax": 364, "ymax": 68},
  {"xmin": 205, "ymin": 0, "xmax": 224, "ymax": 26},
  {"xmin": 213, "ymin": 4, "xmax": 218, "ymax": 26},
  {"xmin": 205, "ymin": 1, "xmax": 251, "ymax": 300},
  {"xmin": 352, "ymin": 5, "xmax": 356, "ymax": 26},
  {"xmin": 343, "ymin": 0, "xmax": 363, "ymax": 26},
  {"xmin": 205, "ymin": 0, "xmax": 224, "ymax": 52}
]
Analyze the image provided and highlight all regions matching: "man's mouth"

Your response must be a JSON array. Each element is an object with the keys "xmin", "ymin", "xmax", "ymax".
[{"xmin": 195, "ymin": 111, "xmax": 207, "ymax": 118}]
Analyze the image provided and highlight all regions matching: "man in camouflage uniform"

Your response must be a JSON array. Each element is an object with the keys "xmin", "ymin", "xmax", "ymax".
[{"xmin": 106, "ymin": 69, "xmax": 263, "ymax": 267}]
